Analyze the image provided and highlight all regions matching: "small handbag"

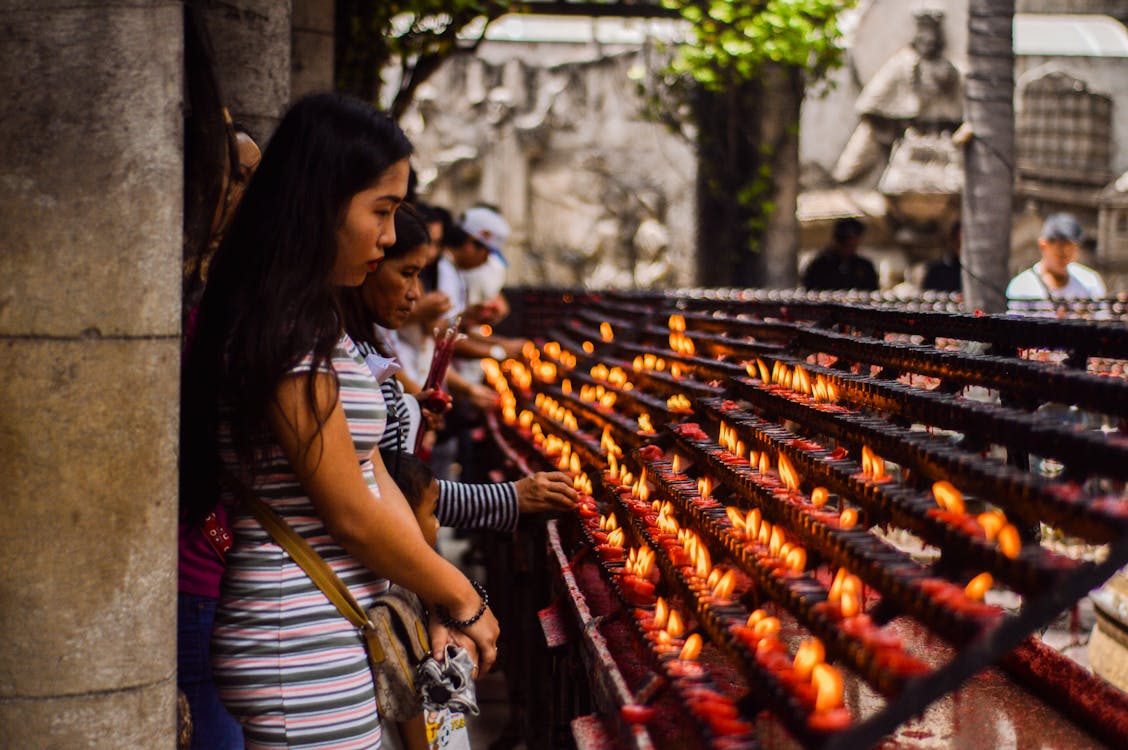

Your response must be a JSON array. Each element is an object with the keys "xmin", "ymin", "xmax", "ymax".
[{"xmin": 224, "ymin": 471, "xmax": 431, "ymax": 722}]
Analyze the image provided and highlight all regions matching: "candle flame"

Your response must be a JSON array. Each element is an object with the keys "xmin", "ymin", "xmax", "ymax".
[
  {"xmin": 713, "ymin": 569, "xmax": 736, "ymax": 600},
  {"xmin": 977, "ymin": 510, "xmax": 1006, "ymax": 541},
  {"xmin": 793, "ymin": 638, "xmax": 825, "ymax": 682},
  {"xmin": 694, "ymin": 542, "xmax": 712, "ymax": 578},
  {"xmin": 757, "ymin": 358, "xmax": 771, "ymax": 383},
  {"xmin": 839, "ymin": 508, "xmax": 858, "ymax": 529},
  {"xmin": 964, "ymin": 572, "xmax": 993, "ymax": 601},
  {"xmin": 746, "ymin": 609, "xmax": 767, "ymax": 627},
  {"xmin": 638, "ymin": 413, "xmax": 655, "ymax": 434},
  {"xmin": 794, "ymin": 366, "xmax": 812, "ymax": 395},
  {"xmin": 752, "ymin": 616, "xmax": 780, "ymax": 639},
  {"xmin": 726, "ymin": 506, "xmax": 746, "ymax": 531},
  {"xmin": 745, "ymin": 508, "xmax": 762, "ymax": 539},
  {"xmin": 582, "ymin": 340, "xmax": 594, "ymax": 354},
  {"xmin": 768, "ymin": 527, "xmax": 784, "ymax": 557},
  {"xmin": 811, "ymin": 486, "xmax": 829, "ymax": 507},
  {"xmin": 667, "ymin": 393, "xmax": 692, "ymax": 412},
  {"xmin": 654, "ymin": 597, "xmax": 669, "ymax": 629},
  {"xmin": 812, "ymin": 663, "xmax": 845, "ymax": 710},
  {"xmin": 672, "ymin": 453, "xmax": 682, "ymax": 474},
  {"xmin": 698, "ymin": 476, "xmax": 714, "ymax": 500},
  {"xmin": 785, "ymin": 546, "xmax": 807, "ymax": 572},
  {"xmin": 997, "ymin": 524, "xmax": 1022, "ymax": 559},
  {"xmin": 933, "ymin": 481, "xmax": 965, "ymax": 514},
  {"xmin": 607, "ymin": 528, "xmax": 625, "ymax": 547},
  {"xmin": 666, "ymin": 609, "xmax": 685, "ymax": 638},
  {"xmin": 758, "ymin": 451, "xmax": 772, "ymax": 476},
  {"xmin": 679, "ymin": 633, "xmax": 702, "ymax": 660},
  {"xmin": 600, "ymin": 322, "xmax": 614, "ymax": 342},
  {"xmin": 778, "ymin": 454, "xmax": 801, "ymax": 491},
  {"xmin": 829, "ymin": 567, "xmax": 848, "ymax": 602},
  {"xmin": 839, "ymin": 590, "xmax": 860, "ymax": 618},
  {"xmin": 668, "ymin": 313, "xmax": 686, "ymax": 332}
]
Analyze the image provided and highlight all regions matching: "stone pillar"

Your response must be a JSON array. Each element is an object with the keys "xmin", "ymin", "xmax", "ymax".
[
  {"xmin": 0, "ymin": 2, "xmax": 182, "ymax": 748},
  {"xmin": 201, "ymin": 0, "xmax": 292, "ymax": 143},
  {"xmin": 292, "ymin": 0, "xmax": 335, "ymax": 100}
]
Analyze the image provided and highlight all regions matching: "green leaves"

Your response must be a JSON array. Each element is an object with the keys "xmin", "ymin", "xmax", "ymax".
[{"xmin": 666, "ymin": 0, "xmax": 852, "ymax": 90}]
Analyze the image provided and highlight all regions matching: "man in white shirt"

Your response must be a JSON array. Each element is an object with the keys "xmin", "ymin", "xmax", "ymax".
[{"xmin": 1007, "ymin": 213, "xmax": 1106, "ymax": 307}]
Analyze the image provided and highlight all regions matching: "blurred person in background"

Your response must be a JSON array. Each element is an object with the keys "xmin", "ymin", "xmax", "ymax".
[{"xmin": 1007, "ymin": 213, "xmax": 1106, "ymax": 305}]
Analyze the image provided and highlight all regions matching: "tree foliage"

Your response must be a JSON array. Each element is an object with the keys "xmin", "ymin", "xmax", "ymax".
[
  {"xmin": 649, "ymin": 0, "xmax": 853, "ymax": 284},
  {"xmin": 335, "ymin": 0, "xmax": 513, "ymax": 119},
  {"xmin": 663, "ymin": 0, "xmax": 850, "ymax": 89}
]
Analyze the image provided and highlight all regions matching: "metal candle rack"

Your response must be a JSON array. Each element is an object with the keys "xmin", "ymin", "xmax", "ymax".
[{"xmin": 485, "ymin": 289, "xmax": 1128, "ymax": 749}]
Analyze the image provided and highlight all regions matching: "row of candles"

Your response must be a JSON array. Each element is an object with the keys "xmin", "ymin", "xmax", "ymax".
[
  {"xmin": 493, "ymin": 340, "xmax": 864, "ymax": 741},
  {"xmin": 686, "ymin": 403, "xmax": 1009, "ymax": 629},
  {"xmin": 486, "ymin": 318, "xmax": 1019, "ymax": 743}
]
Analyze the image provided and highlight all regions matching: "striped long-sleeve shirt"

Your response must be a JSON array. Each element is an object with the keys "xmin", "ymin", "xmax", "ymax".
[{"xmin": 366, "ymin": 349, "xmax": 520, "ymax": 533}]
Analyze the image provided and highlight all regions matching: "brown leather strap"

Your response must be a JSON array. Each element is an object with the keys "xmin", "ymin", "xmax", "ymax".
[{"xmin": 219, "ymin": 468, "xmax": 383, "ymax": 658}]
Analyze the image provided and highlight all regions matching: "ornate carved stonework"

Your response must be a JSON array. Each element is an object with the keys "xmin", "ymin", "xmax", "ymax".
[
  {"xmin": 405, "ymin": 48, "xmax": 696, "ymax": 289},
  {"xmin": 1017, "ymin": 69, "xmax": 1114, "ymax": 189}
]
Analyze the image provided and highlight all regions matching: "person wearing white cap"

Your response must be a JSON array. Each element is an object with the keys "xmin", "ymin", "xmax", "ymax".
[
  {"xmin": 446, "ymin": 205, "xmax": 526, "ymax": 363},
  {"xmin": 450, "ymin": 205, "xmax": 513, "ymax": 326},
  {"xmin": 1006, "ymin": 213, "xmax": 1106, "ymax": 305},
  {"xmin": 428, "ymin": 205, "xmax": 529, "ymax": 482}
]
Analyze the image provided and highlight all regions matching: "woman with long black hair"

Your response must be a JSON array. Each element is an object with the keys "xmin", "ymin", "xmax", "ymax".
[
  {"xmin": 341, "ymin": 207, "xmax": 578, "ymax": 531},
  {"xmin": 180, "ymin": 93, "xmax": 498, "ymax": 749}
]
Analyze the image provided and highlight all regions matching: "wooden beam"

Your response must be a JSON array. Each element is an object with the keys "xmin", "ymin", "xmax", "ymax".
[{"xmin": 507, "ymin": 1, "xmax": 681, "ymax": 19}]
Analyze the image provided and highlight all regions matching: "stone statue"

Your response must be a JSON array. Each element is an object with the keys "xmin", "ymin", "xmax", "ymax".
[{"xmin": 833, "ymin": 9, "xmax": 963, "ymax": 185}]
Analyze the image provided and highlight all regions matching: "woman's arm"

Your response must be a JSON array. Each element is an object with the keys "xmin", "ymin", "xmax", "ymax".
[
  {"xmin": 436, "ymin": 471, "xmax": 580, "ymax": 532},
  {"xmin": 268, "ymin": 372, "xmax": 498, "ymax": 671}
]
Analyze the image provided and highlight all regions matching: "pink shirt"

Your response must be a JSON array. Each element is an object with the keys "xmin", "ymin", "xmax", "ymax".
[{"xmin": 177, "ymin": 504, "xmax": 229, "ymax": 598}]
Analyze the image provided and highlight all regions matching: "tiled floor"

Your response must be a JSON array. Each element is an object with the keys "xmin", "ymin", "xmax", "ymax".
[{"xmin": 466, "ymin": 670, "xmax": 524, "ymax": 750}]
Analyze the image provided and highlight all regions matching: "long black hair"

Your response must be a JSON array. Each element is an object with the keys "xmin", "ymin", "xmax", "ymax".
[
  {"xmin": 341, "ymin": 203, "xmax": 431, "ymax": 356},
  {"xmin": 181, "ymin": 92, "xmax": 413, "ymax": 524}
]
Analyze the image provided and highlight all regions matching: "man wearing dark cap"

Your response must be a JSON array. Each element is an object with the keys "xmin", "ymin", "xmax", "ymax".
[{"xmin": 1006, "ymin": 213, "xmax": 1106, "ymax": 303}]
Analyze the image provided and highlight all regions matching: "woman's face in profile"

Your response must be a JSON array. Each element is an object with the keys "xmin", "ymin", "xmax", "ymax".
[
  {"xmin": 361, "ymin": 242, "xmax": 430, "ymax": 329},
  {"xmin": 332, "ymin": 158, "xmax": 410, "ymax": 286}
]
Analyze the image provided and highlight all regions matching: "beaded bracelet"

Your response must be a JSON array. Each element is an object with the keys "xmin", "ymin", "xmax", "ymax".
[{"xmin": 437, "ymin": 579, "xmax": 489, "ymax": 629}]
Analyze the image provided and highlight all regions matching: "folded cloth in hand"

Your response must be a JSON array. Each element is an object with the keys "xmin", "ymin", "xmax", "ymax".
[{"xmin": 417, "ymin": 644, "xmax": 480, "ymax": 716}]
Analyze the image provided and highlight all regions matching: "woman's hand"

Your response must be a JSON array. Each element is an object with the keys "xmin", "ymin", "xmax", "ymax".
[
  {"xmin": 466, "ymin": 383, "xmax": 500, "ymax": 412},
  {"xmin": 456, "ymin": 606, "xmax": 500, "ymax": 677},
  {"xmin": 412, "ymin": 291, "xmax": 452, "ymax": 328},
  {"xmin": 426, "ymin": 609, "xmax": 478, "ymax": 666},
  {"xmin": 418, "ymin": 388, "xmax": 452, "ymax": 417},
  {"xmin": 515, "ymin": 471, "xmax": 579, "ymax": 514}
]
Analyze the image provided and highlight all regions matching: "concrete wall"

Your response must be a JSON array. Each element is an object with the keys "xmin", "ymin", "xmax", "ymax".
[
  {"xmin": 292, "ymin": 0, "xmax": 334, "ymax": 100},
  {"xmin": 201, "ymin": 0, "xmax": 293, "ymax": 142},
  {"xmin": 0, "ymin": 2, "xmax": 183, "ymax": 747}
]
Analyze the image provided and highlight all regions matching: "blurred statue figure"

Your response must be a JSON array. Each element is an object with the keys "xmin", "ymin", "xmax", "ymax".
[{"xmin": 833, "ymin": 9, "xmax": 963, "ymax": 185}]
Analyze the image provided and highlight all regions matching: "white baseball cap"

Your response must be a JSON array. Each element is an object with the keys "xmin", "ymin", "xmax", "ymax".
[{"xmin": 460, "ymin": 206, "xmax": 510, "ymax": 265}]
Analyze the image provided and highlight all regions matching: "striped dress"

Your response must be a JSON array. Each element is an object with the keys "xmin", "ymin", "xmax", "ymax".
[{"xmin": 212, "ymin": 333, "xmax": 388, "ymax": 749}]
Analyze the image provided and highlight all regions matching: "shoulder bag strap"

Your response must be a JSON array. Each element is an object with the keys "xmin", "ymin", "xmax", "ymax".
[{"xmin": 218, "ymin": 468, "xmax": 375, "ymax": 636}]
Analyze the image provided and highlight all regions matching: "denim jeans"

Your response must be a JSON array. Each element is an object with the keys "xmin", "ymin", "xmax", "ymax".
[{"xmin": 178, "ymin": 592, "xmax": 244, "ymax": 750}]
